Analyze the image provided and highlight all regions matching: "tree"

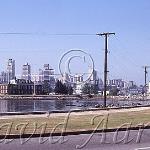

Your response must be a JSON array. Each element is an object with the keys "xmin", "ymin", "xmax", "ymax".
[
  {"xmin": 82, "ymin": 83, "xmax": 91, "ymax": 94},
  {"xmin": 54, "ymin": 80, "xmax": 62, "ymax": 94},
  {"xmin": 91, "ymin": 84, "xmax": 99, "ymax": 94},
  {"xmin": 109, "ymin": 87, "xmax": 119, "ymax": 96},
  {"xmin": 42, "ymin": 81, "xmax": 52, "ymax": 94},
  {"xmin": 67, "ymin": 86, "xmax": 73, "ymax": 95},
  {"xmin": 54, "ymin": 80, "xmax": 73, "ymax": 95},
  {"xmin": 82, "ymin": 83, "xmax": 99, "ymax": 95}
]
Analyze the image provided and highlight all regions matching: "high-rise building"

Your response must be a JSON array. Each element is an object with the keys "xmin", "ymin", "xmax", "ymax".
[
  {"xmin": 88, "ymin": 68, "xmax": 99, "ymax": 85},
  {"xmin": 22, "ymin": 63, "xmax": 31, "ymax": 81},
  {"xmin": 42, "ymin": 64, "xmax": 54, "ymax": 82},
  {"xmin": 43, "ymin": 64, "xmax": 51, "ymax": 81},
  {"xmin": 39, "ymin": 69, "xmax": 44, "ymax": 82},
  {"xmin": 0, "ymin": 71, "xmax": 7, "ymax": 83},
  {"xmin": 7, "ymin": 59, "xmax": 15, "ymax": 82},
  {"xmin": 38, "ymin": 64, "xmax": 55, "ymax": 88}
]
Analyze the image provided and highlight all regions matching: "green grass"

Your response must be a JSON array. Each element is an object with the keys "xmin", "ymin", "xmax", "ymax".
[{"xmin": 0, "ymin": 109, "xmax": 150, "ymax": 135}]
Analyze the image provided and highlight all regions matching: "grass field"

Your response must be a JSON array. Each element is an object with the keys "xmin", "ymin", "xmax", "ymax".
[{"xmin": 0, "ymin": 108, "xmax": 150, "ymax": 135}]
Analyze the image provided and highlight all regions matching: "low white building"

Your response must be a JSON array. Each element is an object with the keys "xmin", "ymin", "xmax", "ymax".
[{"xmin": 74, "ymin": 83, "xmax": 84, "ymax": 94}]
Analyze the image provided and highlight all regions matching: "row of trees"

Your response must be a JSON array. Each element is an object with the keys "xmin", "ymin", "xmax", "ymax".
[
  {"xmin": 54, "ymin": 81, "xmax": 100, "ymax": 95},
  {"xmin": 44, "ymin": 80, "xmax": 120, "ymax": 96},
  {"xmin": 81, "ymin": 83, "xmax": 121, "ymax": 96},
  {"xmin": 54, "ymin": 80, "xmax": 73, "ymax": 95}
]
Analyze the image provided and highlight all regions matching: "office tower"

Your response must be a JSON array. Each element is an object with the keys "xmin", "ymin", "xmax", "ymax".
[
  {"xmin": 88, "ymin": 68, "xmax": 99, "ymax": 85},
  {"xmin": 39, "ymin": 64, "xmax": 55, "ymax": 87},
  {"xmin": 0, "ymin": 71, "xmax": 7, "ymax": 83},
  {"xmin": 7, "ymin": 59, "xmax": 15, "ymax": 82},
  {"xmin": 39, "ymin": 64, "xmax": 54, "ymax": 81},
  {"xmin": 90, "ymin": 69, "xmax": 97, "ymax": 81},
  {"xmin": 43, "ymin": 64, "xmax": 51, "ymax": 81},
  {"xmin": 43, "ymin": 64, "xmax": 54, "ymax": 82},
  {"xmin": 39, "ymin": 69, "xmax": 44, "ymax": 82},
  {"xmin": 22, "ymin": 63, "xmax": 31, "ymax": 81}
]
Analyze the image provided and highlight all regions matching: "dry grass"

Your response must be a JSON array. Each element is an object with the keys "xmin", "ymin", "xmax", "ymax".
[{"xmin": 0, "ymin": 108, "xmax": 150, "ymax": 135}]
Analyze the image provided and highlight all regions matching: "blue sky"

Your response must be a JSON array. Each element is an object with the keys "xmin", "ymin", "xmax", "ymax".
[{"xmin": 0, "ymin": 0, "xmax": 150, "ymax": 84}]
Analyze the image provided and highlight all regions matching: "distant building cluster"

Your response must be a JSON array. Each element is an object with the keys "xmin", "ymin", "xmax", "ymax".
[
  {"xmin": 0, "ymin": 59, "xmax": 55, "ymax": 95},
  {"xmin": 60, "ymin": 68, "xmax": 103, "ymax": 94},
  {"xmin": 0, "ymin": 58, "xmax": 147, "ymax": 96},
  {"xmin": 106, "ymin": 79, "xmax": 144, "ymax": 96}
]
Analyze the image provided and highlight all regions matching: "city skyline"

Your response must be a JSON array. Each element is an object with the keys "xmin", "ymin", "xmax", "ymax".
[
  {"xmin": 0, "ymin": 57, "xmax": 143, "ymax": 96},
  {"xmin": 0, "ymin": 58, "xmax": 143, "ymax": 87}
]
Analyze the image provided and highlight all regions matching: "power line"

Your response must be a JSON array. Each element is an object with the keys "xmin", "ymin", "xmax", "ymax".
[{"xmin": 0, "ymin": 32, "xmax": 96, "ymax": 36}]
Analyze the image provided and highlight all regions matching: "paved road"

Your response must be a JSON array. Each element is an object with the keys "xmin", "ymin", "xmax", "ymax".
[{"xmin": 1, "ymin": 129, "xmax": 150, "ymax": 150}]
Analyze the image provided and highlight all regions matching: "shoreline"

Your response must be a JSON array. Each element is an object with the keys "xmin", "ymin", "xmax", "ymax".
[
  {"xmin": 0, "ymin": 94, "xmax": 105, "ymax": 101},
  {"xmin": 0, "ymin": 94, "xmax": 147, "ymax": 101}
]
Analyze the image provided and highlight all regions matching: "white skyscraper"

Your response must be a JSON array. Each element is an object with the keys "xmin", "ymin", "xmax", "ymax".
[
  {"xmin": 22, "ymin": 63, "xmax": 31, "ymax": 81},
  {"xmin": 0, "ymin": 71, "xmax": 7, "ymax": 83},
  {"xmin": 42, "ymin": 64, "xmax": 54, "ymax": 82},
  {"xmin": 7, "ymin": 59, "xmax": 15, "ymax": 82},
  {"xmin": 38, "ymin": 64, "xmax": 55, "ymax": 88}
]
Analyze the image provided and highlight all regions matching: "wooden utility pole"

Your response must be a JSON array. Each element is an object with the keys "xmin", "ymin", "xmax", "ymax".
[
  {"xmin": 97, "ymin": 32, "xmax": 115, "ymax": 107},
  {"xmin": 142, "ymin": 66, "xmax": 150, "ymax": 94}
]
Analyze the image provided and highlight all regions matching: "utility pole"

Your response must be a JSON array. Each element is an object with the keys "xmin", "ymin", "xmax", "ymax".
[
  {"xmin": 97, "ymin": 32, "xmax": 115, "ymax": 107},
  {"xmin": 142, "ymin": 66, "xmax": 150, "ymax": 94},
  {"xmin": 32, "ymin": 74, "xmax": 36, "ymax": 96}
]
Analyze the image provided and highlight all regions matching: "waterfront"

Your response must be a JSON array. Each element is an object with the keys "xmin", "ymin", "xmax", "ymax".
[{"xmin": 0, "ymin": 98, "xmax": 150, "ymax": 113}]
